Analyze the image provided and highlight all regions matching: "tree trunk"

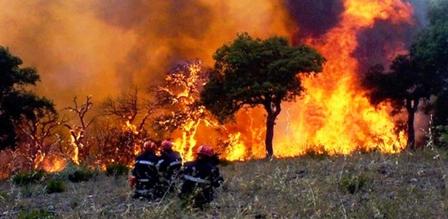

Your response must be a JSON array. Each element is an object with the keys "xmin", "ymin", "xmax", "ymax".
[
  {"xmin": 263, "ymin": 99, "xmax": 281, "ymax": 160},
  {"xmin": 406, "ymin": 99, "xmax": 417, "ymax": 150},
  {"xmin": 265, "ymin": 113, "xmax": 275, "ymax": 159}
]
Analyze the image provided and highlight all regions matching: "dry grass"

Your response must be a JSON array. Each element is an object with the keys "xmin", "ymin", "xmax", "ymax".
[{"xmin": 1, "ymin": 149, "xmax": 447, "ymax": 218}]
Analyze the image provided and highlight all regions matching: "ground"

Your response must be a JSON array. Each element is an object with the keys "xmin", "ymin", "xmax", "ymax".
[{"xmin": 1, "ymin": 148, "xmax": 447, "ymax": 218}]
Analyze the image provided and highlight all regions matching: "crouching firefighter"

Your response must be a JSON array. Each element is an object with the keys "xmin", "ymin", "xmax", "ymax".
[
  {"xmin": 129, "ymin": 140, "xmax": 161, "ymax": 200},
  {"xmin": 157, "ymin": 140, "xmax": 182, "ymax": 192},
  {"xmin": 179, "ymin": 145, "xmax": 223, "ymax": 208}
]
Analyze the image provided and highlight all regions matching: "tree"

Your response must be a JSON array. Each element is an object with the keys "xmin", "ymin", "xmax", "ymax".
[
  {"xmin": 102, "ymin": 88, "xmax": 151, "ymax": 133},
  {"xmin": 363, "ymin": 55, "xmax": 430, "ymax": 149},
  {"xmin": 0, "ymin": 46, "xmax": 54, "ymax": 150},
  {"xmin": 15, "ymin": 108, "xmax": 63, "ymax": 169},
  {"xmin": 411, "ymin": 1, "xmax": 448, "ymax": 125},
  {"xmin": 63, "ymin": 96, "xmax": 95, "ymax": 164},
  {"xmin": 201, "ymin": 33, "xmax": 325, "ymax": 159}
]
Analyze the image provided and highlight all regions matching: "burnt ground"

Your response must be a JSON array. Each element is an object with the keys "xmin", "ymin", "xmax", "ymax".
[{"xmin": 0, "ymin": 148, "xmax": 447, "ymax": 218}]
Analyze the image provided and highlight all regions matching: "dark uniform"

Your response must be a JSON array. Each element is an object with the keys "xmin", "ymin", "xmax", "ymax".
[
  {"xmin": 131, "ymin": 150, "xmax": 161, "ymax": 200},
  {"xmin": 158, "ymin": 149, "xmax": 182, "ymax": 185},
  {"xmin": 179, "ymin": 155, "xmax": 223, "ymax": 208}
]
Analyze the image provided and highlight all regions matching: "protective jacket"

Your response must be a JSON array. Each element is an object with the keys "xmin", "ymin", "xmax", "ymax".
[
  {"xmin": 180, "ymin": 156, "xmax": 223, "ymax": 208},
  {"xmin": 158, "ymin": 149, "xmax": 182, "ymax": 180},
  {"xmin": 131, "ymin": 150, "xmax": 160, "ymax": 199}
]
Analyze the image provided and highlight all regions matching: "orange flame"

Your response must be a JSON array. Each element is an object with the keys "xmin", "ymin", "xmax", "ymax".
[
  {"xmin": 41, "ymin": 155, "xmax": 66, "ymax": 173},
  {"xmin": 171, "ymin": 0, "xmax": 412, "ymax": 161},
  {"xmin": 273, "ymin": 0, "xmax": 411, "ymax": 157}
]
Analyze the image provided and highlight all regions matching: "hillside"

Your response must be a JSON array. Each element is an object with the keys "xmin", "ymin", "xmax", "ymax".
[{"xmin": 1, "ymin": 148, "xmax": 447, "ymax": 218}]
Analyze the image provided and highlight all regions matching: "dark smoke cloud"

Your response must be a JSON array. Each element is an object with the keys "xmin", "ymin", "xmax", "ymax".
[
  {"xmin": 354, "ymin": 20, "xmax": 416, "ymax": 74},
  {"xmin": 284, "ymin": 0, "xmax": 344, "ymax": 38},
  {"xmin": 354, "ymin": 0, "xmax": 429, "ymax": 74}
]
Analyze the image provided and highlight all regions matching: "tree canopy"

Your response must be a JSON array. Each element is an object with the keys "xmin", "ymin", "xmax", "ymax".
[
  {"xmin": 363, "ymin": 55, "xmax": 430, "ymax": 148},
  {"xmin": 201, "ymin": 33, "xmax": 325, "ymax": 158},
  {"xmin": 411, "ymin": 0, "xmax": 448, "ymax": 125},
  {"xmin": 0, "ymin": 46, "xmax": 54, "ymax": 149},
  {"xmin": 363, "ymin": 0, "xmax": 448, "ymax": 148}
]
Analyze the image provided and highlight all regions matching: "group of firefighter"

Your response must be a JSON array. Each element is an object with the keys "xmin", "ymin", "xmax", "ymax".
[{"xmin": 128, "ymin": 140, "xmax": 223, "ymax": 208}]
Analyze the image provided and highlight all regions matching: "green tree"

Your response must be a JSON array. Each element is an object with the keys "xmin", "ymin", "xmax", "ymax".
[
  {"xmin": 0, "ymin": 46, "xmax": 54, "ymax": 149},
  {"xmin": 201, "ymin": 34, "xmax": 325, "ymax": 158},
  {"xmin": 363, "ymin": 55, "xmax": 430, "ymax": 149},
  {"xmin": 411, "ymin": 0, "xmax": 448, "ymax": 125}
]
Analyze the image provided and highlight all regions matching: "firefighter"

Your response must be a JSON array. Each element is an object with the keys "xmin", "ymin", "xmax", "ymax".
[
  {"xmin": 129, "ymin": 140, "xmax": 161, "ymax": 200},
  {"xmin": 157, "ymin": 140, "xmax": 182, "ymax": 191},
  {"xmin": 179, "ymin": 145, "xmax": 223, "ymax": 209}
]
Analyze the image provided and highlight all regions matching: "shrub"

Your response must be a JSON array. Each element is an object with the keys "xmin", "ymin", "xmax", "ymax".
[
  {"xmin": 18, "ymin": 209, "xmax": 54, "ymax": 219},
  {"xmin": 12, "ymin": 170, "xmax": 46, "ymax": 186},
  {"xmin": 339, "ymin": 174, "xmax": 369, "ymax": 194},
  {"xmin": 57, "ymin": 162, "xmax": 96, "ymax": 183},
  {"xmin": 46, "ymin": 179, "xmax": 65, "ymax": 194},
  {"xmin": 106, "ymin": 163, "xmax": 130, "ymax": 176},
  {"xmin": 68, "ymin": 168, "xmax": 95, "ymax": 183}
]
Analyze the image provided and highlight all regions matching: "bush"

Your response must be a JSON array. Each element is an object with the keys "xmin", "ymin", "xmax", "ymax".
[
  {"xmin": 46, "ymin": 179, "xmax": 65, "ymax": 194},
  {"xmin": 68, "ymin": 168, "xmax": 95, "ymax": 183},
  {"xmin": 339, "ymin": 174, "xmax": 369, "ymax": 194},
  {"xmin": 106, "ymin": 163, "xmax": 130, "ymax": 176},
  {"xmin": 18, "ymin": 209, "xmax": 54, "ymax": 219},
  {"xmin": 57, "ymin": 162, "xmax": 96, "ymax": 183},
  {"xmin": 12, "ymin": 170, "xmax": 46, "ymax": 186}
]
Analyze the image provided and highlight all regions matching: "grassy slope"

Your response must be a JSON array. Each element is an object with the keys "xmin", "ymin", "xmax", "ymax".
[{"xmin": 1, "ymin": 149, "xmax": 447, "ymax": 218}]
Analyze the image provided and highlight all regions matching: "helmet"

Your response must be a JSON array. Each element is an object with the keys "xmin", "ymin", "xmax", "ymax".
[
  {"xmin": 197, "ymin": 144, "xmax": 214, "ymax": 157},
  {"xmin": 143, "ymin": 140, "xmax": 156, "ymax": 151},
  {"xmin": 161, "ymin": 140, "xmax": 174, "ymax": 151}
]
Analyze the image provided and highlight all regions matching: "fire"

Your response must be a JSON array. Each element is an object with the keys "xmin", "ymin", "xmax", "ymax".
[
  {"xmin": 124, "ymin": 120, "xmax": 139, "ymax": 135},
  {"xmin": 41, "ymin": 155, "xmax": 66, "ymax": 173},
  {"xmin": 170, "ymin": 0, "xmax": 412, "ymax": 161},
  {"xmin": 224, "ymin": 133, "xmax": 247, "ymax": 161},
  {"xmin": 0, "ymin": 0, "xmax": 419, "ymax": 178},
  {"xmin": 69, "ymin": 131, "xmax": 81, "ymax": 165},
  {"xmin": 174, "ymin": 120, "xmax": 201, "ymax": 161},
  {"xmin": 272, "ymin": 0, "xmax": 411, "ymax": 157}
]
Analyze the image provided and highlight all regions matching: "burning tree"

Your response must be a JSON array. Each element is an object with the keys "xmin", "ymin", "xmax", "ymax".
[
  {"xmin": 98, "ymin": 89, "xmax": 151, "ymax": 165},
  {"xmin": 364, "ymin": 1, "xmax": 448, "ymax": 149},
  {"xmin": 152, "ymin": 60, "xmax": 213, "ymax": 160},
  {"xmin": 201, "ymin": 33, "xmax": 325, "ymax": 159},
  {"xmin": 14, "ymin": 107, "xmax": 64, "ymax": 170},
  {"xmin": 363, "ymin": 55, "xmax": 430, "ymax": 149},
  {"xmin": 102, "ymin": 88, "xmax": 150, "ymax": 135},
  {"xmin": 64, "ymin": 96, "xmax": 95, "ymax": 165}
]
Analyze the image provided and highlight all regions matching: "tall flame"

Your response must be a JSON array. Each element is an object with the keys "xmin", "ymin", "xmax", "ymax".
[
  {"xmin": 172, "ymin": 0, "xmax": 413, "ymax": 161},
  {"xmin": 273, "ymin": 0, "xmax": 411, "ymax": 157},
  {"xmin": 0, "ymin": 0, "xmax": 417, "ymax": 178}
]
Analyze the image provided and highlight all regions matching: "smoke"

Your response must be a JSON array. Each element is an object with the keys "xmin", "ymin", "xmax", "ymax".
[
  {"xmin": 353, "ymin": 0, "xmax": 430, "ymax": 74},
  {"xmin": 284, "ymin": 0, "xmax": 345, "ymax": 39},
  {"xmin": 408, "ymin": 0, "xmax": 430, "ymax": 26},
  {"xmin": 0, "ymin": 0, "xmax": 293, "ymax": 106},
  {"xmin": 354, "ymin": 20, "xmax": 416, "ymax": 74}
]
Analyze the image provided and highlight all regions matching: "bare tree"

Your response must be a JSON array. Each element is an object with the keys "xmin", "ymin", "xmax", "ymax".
[
  {"xmin": 64, "ymin": 96, "xmax": 95, "ymax": 165},
  {"xmin": 102, "ymin": 88, "xmax": 151, "ymax": 133},
  {"xmin": 15, "ymin": 108, "xmax": 63, "ymax": 169}
]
